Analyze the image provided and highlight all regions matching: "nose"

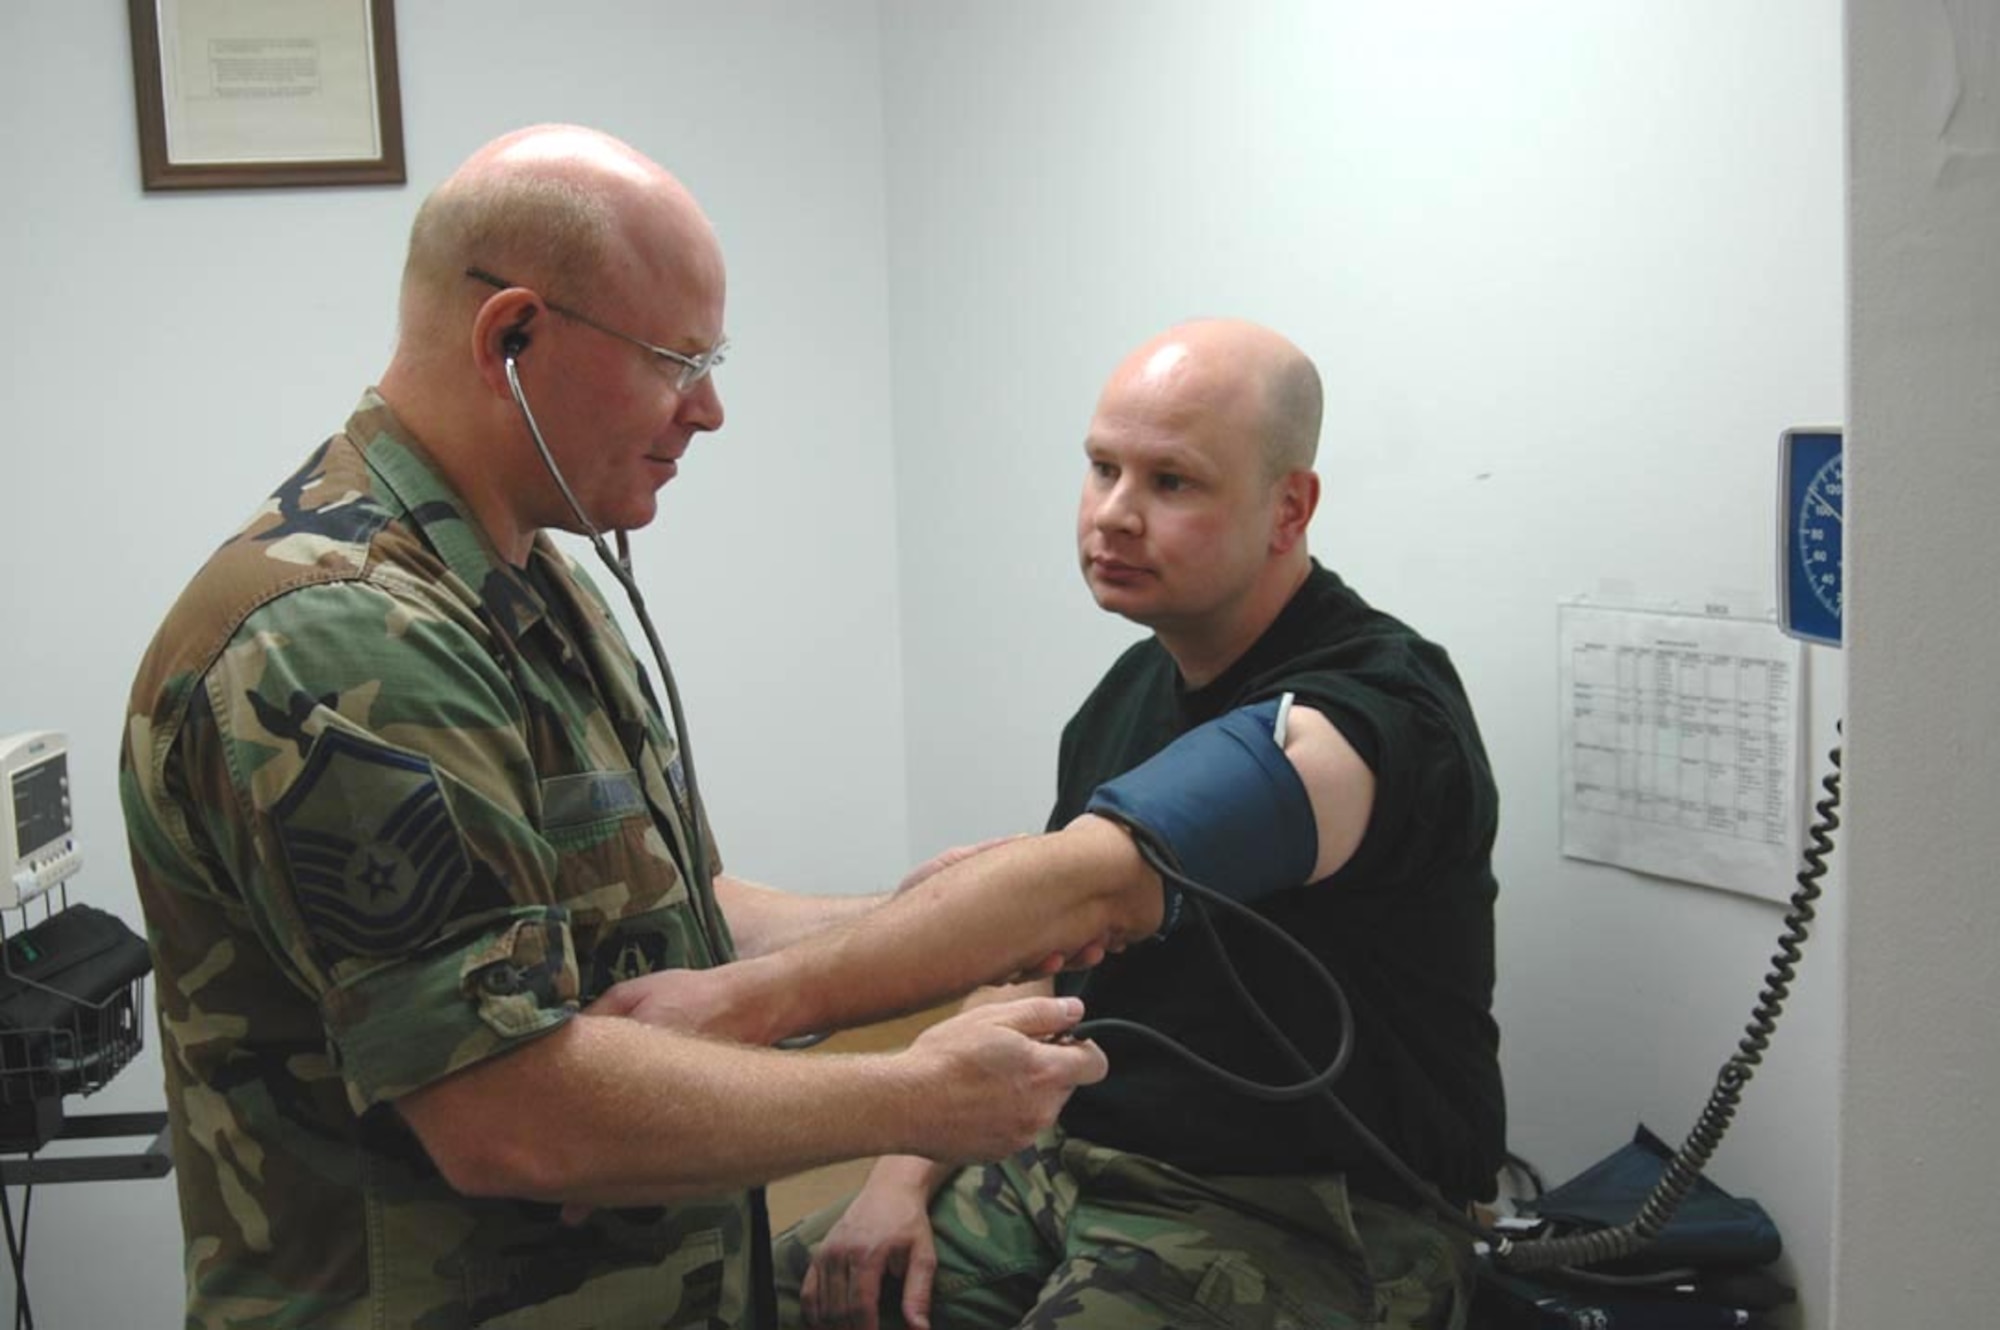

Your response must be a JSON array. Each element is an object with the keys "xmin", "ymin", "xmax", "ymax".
[
  {"xmin": 1093, "ymin": 475, "xmax": 1141, "ymax": 535},
  {"xmin": 679, "ymin": 373, "xmax": 725, "ymax": 433}
]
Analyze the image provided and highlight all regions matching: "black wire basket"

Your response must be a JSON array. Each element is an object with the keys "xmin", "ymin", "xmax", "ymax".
[
  {"xmin": 0, "ymin": 902, "xmax": 152, "ymax": 1148},
  {"xmin": 0, "ymin": 978, "xmax": 146, "ymax": 1104}
]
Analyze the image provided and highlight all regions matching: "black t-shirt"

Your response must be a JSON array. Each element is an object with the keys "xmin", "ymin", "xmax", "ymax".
[{"xmin": 1050, "ymin": 562, "xmax": 1505, "ymax": 1203}]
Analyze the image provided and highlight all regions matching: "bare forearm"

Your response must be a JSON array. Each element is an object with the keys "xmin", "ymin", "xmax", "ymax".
[
  {"xmin": 402, "ymin": 995, "xmax": 1098, "ymax": 1208},
  {"xmin": 863, "ymin": 1151, "xmax": 958, "ymax": 1202},
  {"xmin": 715, "ymin": 873, "xmax": 884, "ymax": 958},
  {"xmin": 726, "ymin": 817, "xmax": 1159, "ymax": 1043},
  {"xmin": 406, "ymin": 1016, "xmax": 924, "ymax": 1206}
]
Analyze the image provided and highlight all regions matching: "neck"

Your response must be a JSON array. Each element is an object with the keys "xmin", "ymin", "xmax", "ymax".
[
  {"xmin": 376, "ymin": 368, "xmax": 539, "ymax": 567},
  {"xmin": 453, "ymin": 468, "xmax": 538, "ymax": 567},
  {"xmin": 1157, "ymin": 556, "xmax": 1311, "ymax": 689}
]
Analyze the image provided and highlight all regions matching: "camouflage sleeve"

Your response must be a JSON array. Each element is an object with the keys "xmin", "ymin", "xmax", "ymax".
[{"xmin": 181, "ymin": 579, "xmax": 580, "ymax": 1111}]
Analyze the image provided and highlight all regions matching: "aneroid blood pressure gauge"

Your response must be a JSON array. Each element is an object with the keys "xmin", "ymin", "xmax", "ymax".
[{"xmin": 1779, "ymin": 428, "xmax": 1843, "ymax": 647}]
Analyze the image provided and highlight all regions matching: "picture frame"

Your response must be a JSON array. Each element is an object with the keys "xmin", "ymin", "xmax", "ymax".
[{"xmin": 127, "ymin": 0, "xmax": 405, "ymax": 191}]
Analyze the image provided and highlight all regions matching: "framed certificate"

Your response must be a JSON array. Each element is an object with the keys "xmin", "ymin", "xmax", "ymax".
[{"xmin": 128, "ymin": 0, "xmax": 405, "ymax": 191}]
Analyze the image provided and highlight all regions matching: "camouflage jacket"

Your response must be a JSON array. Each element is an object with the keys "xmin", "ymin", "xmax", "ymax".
[{"xmin": 120, "ymin": 392, "xmax": 751, "ymax": 1328}]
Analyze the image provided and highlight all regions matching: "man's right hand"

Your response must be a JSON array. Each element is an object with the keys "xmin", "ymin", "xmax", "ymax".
[
  {"xmin": 901, "ymin": 996, "xmax": 1104, "ymax": 1163},
  {"xmin": 799, "ymin": 1158, "xmax": 943, "ymax": 1330}
]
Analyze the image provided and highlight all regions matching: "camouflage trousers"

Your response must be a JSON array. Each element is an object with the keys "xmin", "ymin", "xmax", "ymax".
[{"xmin": 773, "ymin": 1129, "xmax": 1472, "ymax": 1329}]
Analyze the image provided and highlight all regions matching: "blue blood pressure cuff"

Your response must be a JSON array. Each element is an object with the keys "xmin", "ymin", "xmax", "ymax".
[{"xmin": 1085, "ymin": 697, "xmax": 1318, "ymax": 935}]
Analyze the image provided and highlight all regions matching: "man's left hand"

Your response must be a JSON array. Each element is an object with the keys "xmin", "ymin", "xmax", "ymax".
[{"xmin": 587, "ymin": 967, "xmax": 766, "ymax": 1043}]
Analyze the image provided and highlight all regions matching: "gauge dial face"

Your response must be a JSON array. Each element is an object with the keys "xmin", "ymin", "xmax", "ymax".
[{"xmin": 1797, "ymin": 453, "xmax": 1843, "ymax": 619}]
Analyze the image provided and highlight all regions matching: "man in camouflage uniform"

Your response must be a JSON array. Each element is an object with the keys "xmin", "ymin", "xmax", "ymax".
[
  {"xmin": 774, "ymin": 321, "xmax": 1505, "ymax": 1329},
  {"xmin": 120, "ymin": 125, "xmax": 1111, "ymax": 1329}
]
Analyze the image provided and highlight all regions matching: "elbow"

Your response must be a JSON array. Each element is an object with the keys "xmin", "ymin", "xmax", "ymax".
[
  {"xmin": 1061, "ymin": 814, "xmax": 1168, "ymax": 942},
  {"xmin": 422, "ymin": 1117, "xmax": 571, "ymax": 1203},
  {"xmin": 402, "ymin": 1067, "xmax": 582, "ymax": 1204},
  {"xmin": 427, "ymin": 1125, "xmax": 720, "ymax": 1209}
]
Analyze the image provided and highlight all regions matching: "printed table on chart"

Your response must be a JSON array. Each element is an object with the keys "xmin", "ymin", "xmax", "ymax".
[{"xmin": 1559, "ymin": 606, "xmax": 1803, "ymax": 901}]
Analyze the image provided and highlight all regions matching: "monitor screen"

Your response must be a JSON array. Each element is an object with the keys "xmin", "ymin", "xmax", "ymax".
[{"xmin": 10, "ymin": 753, "xmax": 70, "ymax": 859}]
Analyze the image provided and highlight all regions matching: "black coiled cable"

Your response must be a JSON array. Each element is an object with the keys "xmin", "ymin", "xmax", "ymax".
[{"xmin": 1494, "ymin": 739, "xmax": 1842, "ymax": 1273}]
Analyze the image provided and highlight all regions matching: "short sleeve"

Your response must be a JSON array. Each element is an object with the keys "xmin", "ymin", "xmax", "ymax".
[
  {"xmin": 322, "ymin": 905, "xmax": 578, "ymax": 1108},
  {"xmin": 180, "ymin": 582, "xmax": 583, "ymax": 1108},
  {"xmin": 1261, "ymin": 663, "xmax": 1494, "ymax": 889}
]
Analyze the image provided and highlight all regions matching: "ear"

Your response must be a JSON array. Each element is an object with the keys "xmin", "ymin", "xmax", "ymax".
[
  {"xmin": 1269, "ymin": 469, "xmax": 1320, "ymax": 554},
  {"xmin": 469, "ymin": 285, "xmax": 542, "ymax": 398}
]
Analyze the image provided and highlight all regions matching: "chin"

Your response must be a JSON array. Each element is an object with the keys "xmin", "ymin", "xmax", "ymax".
[
  {"xmin": 1087, "ymin": 582, "xmax": 1159, "ymax": 625},
  {"xmin": 610, "ymin": 492, "xmax": 663, "ymax": 529}
]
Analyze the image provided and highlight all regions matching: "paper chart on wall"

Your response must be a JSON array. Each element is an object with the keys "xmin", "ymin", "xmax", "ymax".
[{"xmin": 1558, "ymin": 604, "xmax": 1804, "ymax": 902}]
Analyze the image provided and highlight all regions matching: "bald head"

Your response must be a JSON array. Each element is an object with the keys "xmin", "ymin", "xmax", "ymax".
[
  {"xmin": 1079, "ymin": 319, "xmax": 1323, "ymax": 680},
  {"xmin": 1105, "ymin": 320, "xmax": 1322, "ymax": 482},
  {"xmin": 395, "ymin": 124, "xmax": 719, "ymax": 349},
  {"xmin": 376, "ymin": 125, "xmax": 729, "ymax": 565}
]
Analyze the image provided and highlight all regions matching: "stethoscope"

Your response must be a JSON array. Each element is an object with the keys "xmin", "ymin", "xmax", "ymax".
[{"xmin": 501, "ymin": 350, "xmax": 725, "ymax": 961}]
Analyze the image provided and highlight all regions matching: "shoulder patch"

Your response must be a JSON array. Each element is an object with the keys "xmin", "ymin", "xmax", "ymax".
[{"xmin": 274, "ymin": 729, "xmax": 472, "ymax": 960}]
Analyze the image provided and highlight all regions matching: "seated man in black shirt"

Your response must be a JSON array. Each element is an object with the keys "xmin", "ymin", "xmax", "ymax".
[{"xmin": 774, "ymin": 319, "xmax": 1506, "ymax": 1329}]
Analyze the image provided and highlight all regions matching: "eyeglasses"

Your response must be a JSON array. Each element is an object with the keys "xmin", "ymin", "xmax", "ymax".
[{"xmin": 466, "ymin": 267, "xmax": 728, "ymax": 392}]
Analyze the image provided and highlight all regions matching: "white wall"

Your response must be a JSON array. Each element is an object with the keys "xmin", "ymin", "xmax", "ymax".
[
  {"xmin": 1837, "ymin": 1, "xmax": 2000, "ymax": 1324},
  {"xmin": 881, "ymin": 0, "xmax": 1848, "ymax": 1322},
  {"xmin": 0, "ymin": 3, "xmax": 907, "ymax": 1324},
  {"xmin": 1, "ymin": 3, "xmax": 1889, "ymax": 1327}
]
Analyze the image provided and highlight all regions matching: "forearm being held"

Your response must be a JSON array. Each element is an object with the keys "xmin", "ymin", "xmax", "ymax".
[{"xmin": 721, "ymin": 815, "xmax": 1161, "ymax": 1045}]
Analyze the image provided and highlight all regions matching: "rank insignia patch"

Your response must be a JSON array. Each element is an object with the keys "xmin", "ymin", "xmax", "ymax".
[{"xmin": 275, "ymin": 729, "xmax": 472, "ymax": 960}]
